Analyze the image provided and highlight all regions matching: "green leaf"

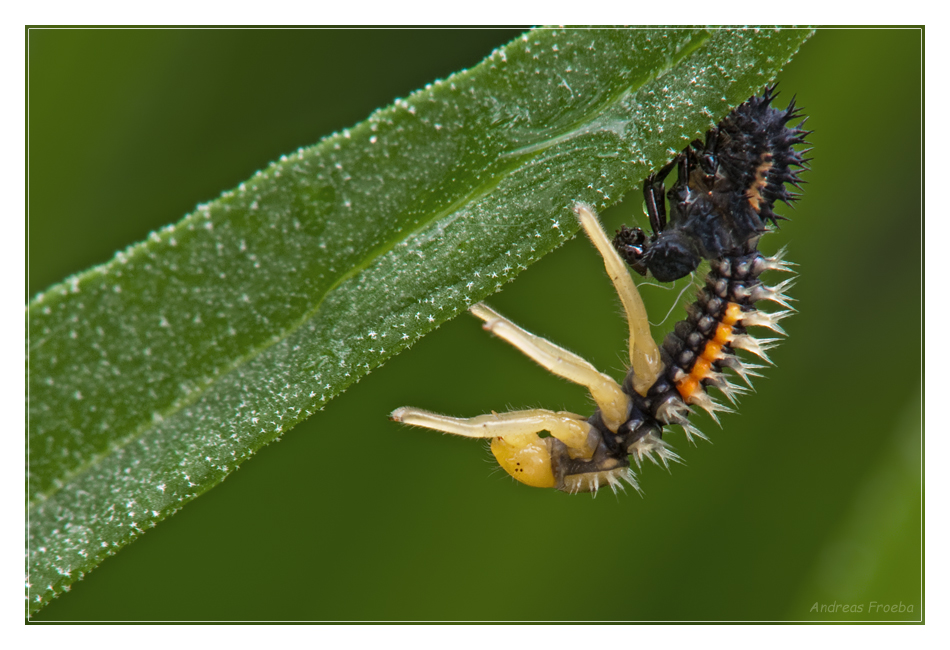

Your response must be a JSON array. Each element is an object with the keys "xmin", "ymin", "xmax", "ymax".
[{"xmin": 27, "ymin": 27, "xmax": 813, "ymax": 616}]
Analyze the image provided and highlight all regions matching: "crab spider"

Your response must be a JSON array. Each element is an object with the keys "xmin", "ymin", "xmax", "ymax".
[{"xmin": 391, "ymin": 203, "xmax": 673, "ymax": 494}]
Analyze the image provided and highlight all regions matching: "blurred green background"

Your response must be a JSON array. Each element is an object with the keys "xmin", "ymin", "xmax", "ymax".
[{"xmin": 28, "ymin": 28, "xmax": 922, "ymax": 621}]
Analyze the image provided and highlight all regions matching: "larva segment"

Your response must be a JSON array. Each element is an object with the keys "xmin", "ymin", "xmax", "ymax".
[
  {"xmin": 647, "ymin": 247, "xmax": 796, "ymax": 427},
  {"xmin": 674, "ymin": 301, "xmax": 746, "ymax": 402},
  {"xmin": 717, "ymin": 87, "xmax": 812, "ymax": 227}
]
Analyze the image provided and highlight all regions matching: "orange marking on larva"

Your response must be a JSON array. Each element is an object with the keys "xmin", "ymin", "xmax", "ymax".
[
  {"xmin": 690, "ymin": 356, "xmax": 712, "ymax": 380},
  {"xmin": 746, "ymin": 156, "xmax": 774, "ymax": 212},
  {"xmin": 713, "ymin": 323, "xmax": 733, "ymax": 346},
  {"xmin": 676, "ymin": 375, "xmax": 701, "ymax": 400},
  {"xmin": 678, "ymin": 337, "xmax": 729, "ymax": 398},
  {"xmin": 701, "ymin": 340, "xmax": 724, "ymax": 363},
  {"xmin": 722, "ymin": 302, "xmax": 742, "ymax": 326}
]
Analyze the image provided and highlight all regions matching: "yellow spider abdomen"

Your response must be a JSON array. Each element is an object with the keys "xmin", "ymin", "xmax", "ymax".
[{"xmin": 490, "ymin": 435, "xmax": 556, "ymax": 489}]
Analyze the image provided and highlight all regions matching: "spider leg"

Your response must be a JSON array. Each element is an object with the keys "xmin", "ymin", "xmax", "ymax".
[
  {"xmin": 470, "ymin": 302, "xmax": 630, "ymax": 432},
  {"xmin": 573, "ymin": 203, "xmax": 662, "ymax": 395},
  {"xmin": 390, "ymin": 407, "xmax": 593, "ymax": 451}
]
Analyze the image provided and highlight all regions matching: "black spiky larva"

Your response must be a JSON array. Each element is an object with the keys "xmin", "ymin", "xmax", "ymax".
[
  {"xmin": 613, "ymin": 85, "xmax": 811, "ymax": 283},
  {"xmin": 391, "ymin": 87, "xmax": 810, "ymax": 496}
]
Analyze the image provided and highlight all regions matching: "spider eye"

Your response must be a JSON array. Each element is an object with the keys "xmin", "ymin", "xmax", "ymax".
[{"xmin": 612, "ymin": 225, "xmax": 650, "ymax": 276}]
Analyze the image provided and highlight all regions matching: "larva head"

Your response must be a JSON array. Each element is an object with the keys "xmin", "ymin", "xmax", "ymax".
[{"xmin": 490, "ymin": 435, "xmax": 557, "ymax": 489}]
